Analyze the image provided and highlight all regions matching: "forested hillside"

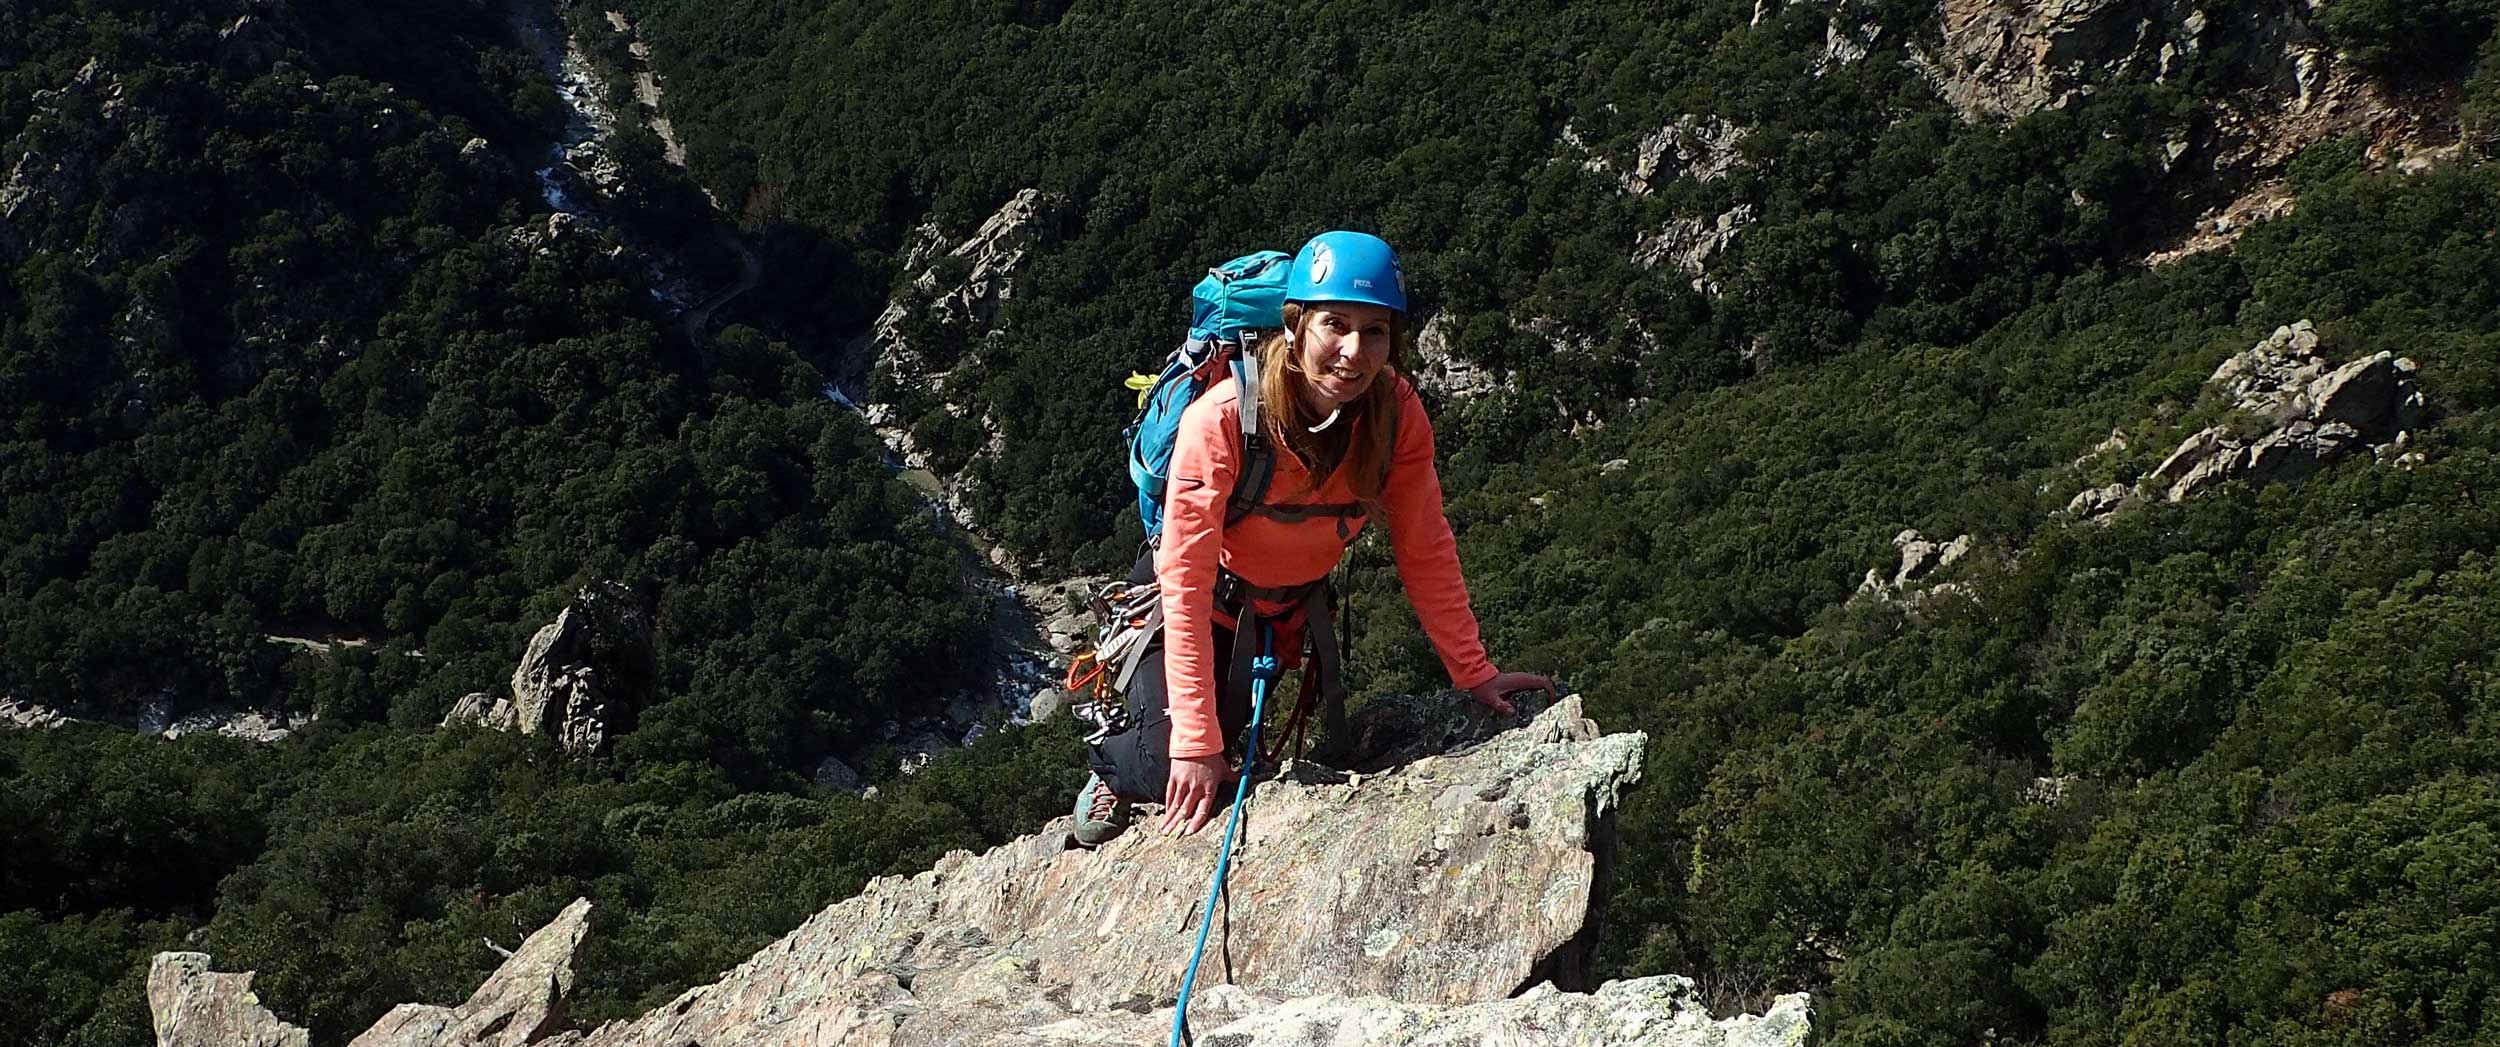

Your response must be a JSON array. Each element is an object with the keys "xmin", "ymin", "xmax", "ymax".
[
  {"xmin": 2, "ymin": 2, "xmax": 1071, "ymax": 1043},
  {"xmin": 7, "ymin": 0, "xmax": 2500, "ymax": 1044}
]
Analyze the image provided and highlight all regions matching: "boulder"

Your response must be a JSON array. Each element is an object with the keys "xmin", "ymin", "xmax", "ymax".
[
  {"xmin": 812, "ymin": 757, "xmax": 865, "ymax": 794},
  {"xmin": 159, "ymin": 700, "xmax": 1809, "ymax": 1045},
  {"xmin": 2066, "ymin": 323, "xmax": 2432, "ymax": 520},
  {"xmin": 2064, "ymin": 482, "xmax": 2137, "ymax": 520},
  {"xmin": 441, "ymin": 582, "xmax": 654, "ymax": 754},
  {"xmin": 0, "ymin": 696, "xmax": 73, "ymax": 729}
]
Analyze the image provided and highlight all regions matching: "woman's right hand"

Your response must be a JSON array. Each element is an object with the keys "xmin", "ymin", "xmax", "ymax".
[
  {"xmin": 1160, "ymin": 753, "xmax": 1231, "ymax": 836},
  {"xmin": 1467, "ymin": 670, "xmax": 1556, "ymax": 715}
]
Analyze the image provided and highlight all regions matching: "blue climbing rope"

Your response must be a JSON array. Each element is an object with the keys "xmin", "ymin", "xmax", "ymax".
[{"xmin": 1170, "ymin": 628, "xmax": 1278, "ymax": 1047}]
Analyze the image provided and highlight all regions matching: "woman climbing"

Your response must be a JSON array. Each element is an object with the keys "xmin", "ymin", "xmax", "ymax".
[{"xmin": 1072, "ymin": 230, "xmax": 1554, "ymax": 846}]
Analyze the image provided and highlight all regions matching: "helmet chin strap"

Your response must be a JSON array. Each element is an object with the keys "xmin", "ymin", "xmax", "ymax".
[{"xmin": 1283, "ymin": 350, "xmax": 1346, "ymax": 433}]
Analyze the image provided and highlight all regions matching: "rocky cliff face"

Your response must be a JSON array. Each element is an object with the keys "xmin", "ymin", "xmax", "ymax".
[
  {"xmin": 1908, "ymin": 0, "xmax": 2438, "ymax": 257},
  {"xmin": 442, "ymin": 581, "xmax": 656, "ymax": 754},
  {"xmin": 838, "ymin": 188, "xmax": 1056, "ymax": 560},
  {"xmin": 1562, "ymin": 115, "xmax": 1760, "ymax": 294},
  {"xmin": 152, "ymin": 698, "xmax": 1814, "ymax": 1046}
]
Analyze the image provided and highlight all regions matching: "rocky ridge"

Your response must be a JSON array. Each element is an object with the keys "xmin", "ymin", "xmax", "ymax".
[
  {"xmin": 834, "ymin": 188, "xmax": 1056, "ymax": 569},
  {"xmin": 151, "ymin": 698, "xmax": 1814, "ymax": 1046},
  {"xmin": 1907, "ymin": 0, "xmax": 2442, "ymax": 259}
]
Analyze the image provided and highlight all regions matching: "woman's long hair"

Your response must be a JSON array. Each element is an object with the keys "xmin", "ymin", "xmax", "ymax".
[{"xmin": 1254, "ymin": 302, "xmax": 1409, "ymax": 516}]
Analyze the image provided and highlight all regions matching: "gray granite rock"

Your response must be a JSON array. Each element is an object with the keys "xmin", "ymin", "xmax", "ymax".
[
  {"xmin": 2070, "ymin": 322, "xmax": 2432, "ymax": 520},
  {"xmin": 155, "ymin": 702, "xmax": 1812, "ymax": 1045}
]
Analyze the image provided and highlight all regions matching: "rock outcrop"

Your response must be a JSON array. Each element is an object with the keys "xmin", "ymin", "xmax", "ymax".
[
  {"xmin": 837, "ymin": 189, "xmax": 1056, "ymax": 556},
  {"xmin": 1908, "ymin": 0, "xmax": 2393, "ymax": 132},
  {"xmin": 2067, "ymin": 321, "xmax": 2429, "ymax": 521},
  {"xmin": 156, "ymin": 699, "xmax": 1814, "ymax": 1045},
  {"xmin": 216, "ymin": 14, "xmax": 288, "ymax": 75},
  {"xmin": 1858, "ymin": 528, "xmax": 1974, "ymax": 603},
  {"xmin": 859, "ymin": 188, "xmax": 1054, "ymax": 396},
  {"xmin": 149, "ymin": 900, "xmax": 591, "ymax": 1047},
  {"xmin": 1410, "ymin": 312, "xmax": 1509, "ymax": 401},
  {"xmin": 1565, "ymin": 115, "xmax": 1758, "ymax": 290},
  {"xmin": 1635, "ymin": 204, "xmax": 1757, "ymax": 293},
  {"xmin": 443, "ymin": 582, "xmax": 656, "ymax": 754},
  {"xmin": 0, "ymin": 695, "xmax": 75, "ymax": 730},
  {"xmin": 1624, "ymin": 115, "xmax": 1752, "ymax": 195},
  {"xmin": 2, "ymin": 56, "xmax": 134, "ymax": 260},
  {"xmin": 346, "ymin": 899, "xmax": 590, "ymax": 1047},
  {"xmin": 1914, "ymin": 0, "xmax": 2205, "ymax": 124},
  {"xmin": 1, "ymin": 694, "xmax": 308, "ymax": 741}
]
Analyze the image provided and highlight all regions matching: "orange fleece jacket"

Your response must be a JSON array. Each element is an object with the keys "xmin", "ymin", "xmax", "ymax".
[{"xmin": 1156, "ymin": 370, "xmax": 1497, "ymax": 759}]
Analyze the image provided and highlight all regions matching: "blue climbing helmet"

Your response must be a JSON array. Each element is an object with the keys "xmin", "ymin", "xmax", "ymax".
[{"xmin": 1285, "ymin": 230, "xmax": 1406, "ymax": 312}]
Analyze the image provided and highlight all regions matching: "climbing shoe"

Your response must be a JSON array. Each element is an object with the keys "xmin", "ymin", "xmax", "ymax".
[{"xmin": 1070, "ymin": 772, "xmax": 1132, "ymax": 847}]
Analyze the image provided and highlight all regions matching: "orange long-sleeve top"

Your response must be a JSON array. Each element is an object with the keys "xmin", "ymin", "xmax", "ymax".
[{"xmin": 1156, "ymin": 370, "xmax": 1497, "ymax": 759}]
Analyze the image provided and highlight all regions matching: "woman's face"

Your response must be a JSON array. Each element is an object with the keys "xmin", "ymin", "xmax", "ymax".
[{"xmin": 1291, "ymin": 302, "xmax": 1395, "ymax": 415}]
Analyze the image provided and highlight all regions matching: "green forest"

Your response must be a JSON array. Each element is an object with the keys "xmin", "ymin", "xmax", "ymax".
[{"xmin": 8, "ymin": 0, "xmax": 2500, "ymax": 1043}]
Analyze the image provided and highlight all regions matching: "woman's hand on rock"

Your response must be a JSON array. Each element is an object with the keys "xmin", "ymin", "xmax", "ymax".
[
  {"xmin": 1467, "ymin": 670, "xmax": 1556, "ymax": 715},
  {"xmin": 1160, "ymin": 753, "xmax": 1231, "ymax": 836}
]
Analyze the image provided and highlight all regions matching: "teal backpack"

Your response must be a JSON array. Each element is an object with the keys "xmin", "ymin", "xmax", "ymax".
[{"xmin": 1125, "ymin": 251, "xmax": 1291, "ymax": 538}]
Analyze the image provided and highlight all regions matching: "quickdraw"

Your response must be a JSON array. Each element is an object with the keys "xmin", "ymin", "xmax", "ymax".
[{"xmin": 1069, "ymin": 579, "xmax": 1163, "ymax": 744}]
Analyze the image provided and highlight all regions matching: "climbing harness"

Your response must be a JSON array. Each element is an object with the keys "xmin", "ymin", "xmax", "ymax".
[{"xmin": 1171, "ymin": 626, "xmax": 1279, "ymax": 1047}]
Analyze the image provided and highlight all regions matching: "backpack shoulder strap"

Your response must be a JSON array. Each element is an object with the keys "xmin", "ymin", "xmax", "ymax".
[{"xmin": 1227, "ymin": 333, "xmax": 1274, "ymax": 525}]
